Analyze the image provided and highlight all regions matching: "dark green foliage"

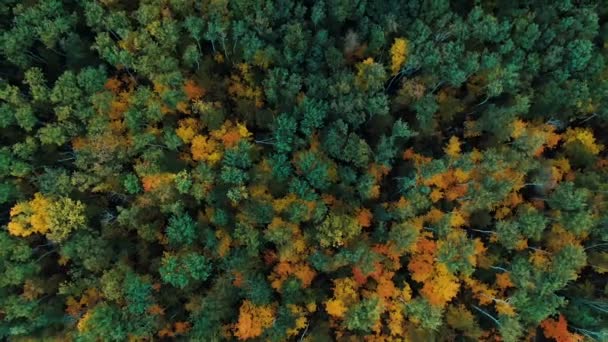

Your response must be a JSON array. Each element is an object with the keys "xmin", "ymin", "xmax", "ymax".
[
  {"xmin": 0, "ymin": 0, "xmax": 607, "ymax": 340},
  {"xmin": 166, "ymin": 213, "xmax": 197, "ymax": 246},
  {"xmin": 159, "ymin": 252, "xmax": 212, "ymax": 289}
]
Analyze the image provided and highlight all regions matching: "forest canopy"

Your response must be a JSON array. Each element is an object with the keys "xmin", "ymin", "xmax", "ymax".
[{"xmin": 1, "ymin": 0, "xmax": 608, "ymax": 341}]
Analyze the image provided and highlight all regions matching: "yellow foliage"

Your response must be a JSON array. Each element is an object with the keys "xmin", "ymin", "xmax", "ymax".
[
  {"xmin": 390, "ymin": 38, "xmax": 409, "ymax": 74},
  {"xmin": 510, "ymin": 119, "xmax": 527, "ymax": 139},
  {"xmin": 272, "ymin": 194, "xmax": 298, "ymax": 213},
  {"xmin": 470, "ymin": 148, "xmax": 483, "ymax": 163},
  {"xmin": 8, "ymin": 193, "xmax": 51, "ymax": 237},
  {"xmin": 444, "ymin": 136, "xmax": 462, "ymax": 158},
  {"xmin": 564, "ymin": 127, "xmax": 602, "ymax": 154},
  {"xmin": 546, "ymin": 224, "xmax": 580, "ymax": 252},
  {"xmin": 386, "ymin": 302, "xmax": 406, "ymax": 337},
  {"xmin": 325, "ymin": 278, "xmax": 359, "ymax": 318},
  {"xmin": 325, "ymin": 299, "xmax": 347, "ymax": 318},
  {"xmin": 453, "ymin": 168, "xmax": 470, "ymax": 183},
  {"xmin": 420, "ymin": 263, "xmax": 460, "ymax": 307},
  {"xmin": 286, "ymin": 305, "xmax": 309, "ymax": 337},
  {"xmin": 233, "ymin": 300, "xmax": 275, "ymax": 340},
  {"xmin": 495, "ymin": 301, "xmax": 516, "ymax": 316},
  {"xmin": 551, "ymin": 158, "xmax": 571, "ymax": 183},
  {"xmin": 175, "ymin": 118, "xmax": 199, "ymax": 143},
  {"xmin": 529, "ymin": 249, "xmax": 550, "ymax": 267},
  {"xmin": 77, "ymin": 311, "xmax": 92, "ymax": 332},
  {"xmin": 464, "ymin": 277, "xmax": 497, "ymax": 305},
  {"xmin": 430, "ymin": 189, "xmax": 444, "ymax": 202},
  {"xmin": 228, "ymin": 64, "xmax": 264, "ymax": 108},
  {"xmin": 400, "ymin": 282, "xmax": 413, "ymax": 302},
  {"xmin": 450, "ymin": 210, "xmax": 466, "ymax": 228}
]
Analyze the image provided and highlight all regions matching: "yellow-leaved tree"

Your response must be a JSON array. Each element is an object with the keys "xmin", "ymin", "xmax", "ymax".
[
  {"xmin": 8, "ymin": 193, "xmax": 86, "ymax": 242},
  {"xmin": 233, "ymin": 300, "xmax": 276, "ymax": 340},
  {"xmin": 390, "ymin": 38, "xmax": 409, "ymax": 74}
]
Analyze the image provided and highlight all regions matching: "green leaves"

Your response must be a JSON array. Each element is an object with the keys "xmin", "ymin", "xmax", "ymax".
[
  {"xmin": 407, "ymin": 298, "xmax": 444, "ymax": 331},
  {"xmin": 166, "ymin": 213, "xmax": 197, "ymax": 246},
  {"xmin": 548, "ymin": 182, "xmax": 590, "ymax": 212},
  {"xmin": 46, "ymin": 196, "xmax": 86, "ymax": 243},
  {"xmin": 0, "ymin": 0, "xmax": 607, "ymax": 340},
  {"xmin": 344, "ymin": 297, "xmax": 381, "ymax": 333},
  {"xmin": 316, "ymin": 213, "xmax": 362, "ymax": 248},
  {"xmin": 159, "ymin": 252, "xmax": 212, "ymax": 289},
  {"xmin": 123, "ymin": 272, "xmax": 153, "ymax": 315}
]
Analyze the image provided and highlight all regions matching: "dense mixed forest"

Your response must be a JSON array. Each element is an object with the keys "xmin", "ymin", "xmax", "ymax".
[{"xmin": 1, "ymin": 0, "xmax": 608, "ymax": 340}]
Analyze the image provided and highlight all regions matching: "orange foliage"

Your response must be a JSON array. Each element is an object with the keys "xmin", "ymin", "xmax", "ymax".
[
  {"xmin": 183, "ymin": 79, "xmax": 206, "ymax": 100},
  {"xmin": 212, "ymin": 121, "xmax": 252, "ymax": 148},
  {"xmin": 445, "ymin": 184, "xmax": 468, "ymax": 201},
  {"xmin": 191, "ymin": 135, "xmax": 222, "ymax": 164},
  {"xmin": 159, "ymin": 321, "xmax": 191, "ymax": 338},
  {"xmin": 408, "ymin": 237, "xmax": 437, "ymax": 283},
  {"xmin": 232, "ymin": 271, "xmax": 244, "ymax": 288},
  {"xmin": 356, "ymin": 208, "xmax": 373, "ymax": 228},
  {"xmin": 540, "ymin": 315, "xmax": 583, "ymax": 342},
  {"xmin": 270, "ymin": 261, "xmax": 316, "ymax": 289},
  {"xmin": 66, "ymin": 288, "xmax": 102, "ymax": 318},
  {"xmin": 375, "ymin": 271, "xmax": 399, "ymax": 299},
  {"xmin": 369, "ymin": 163, "xmax": 391, "ymax": 181},
  {"xmin": 403, "ymin": 148, "xmax": 432, "ymax": 165},
  {"xmin": 495, "ymin": 273, "xmax": 514, "ymax": 290},
  {"xmin": 216, "ymin": 230, "xmax": 232, "ymax": 257},
  {"xmin": 294, "ymin": 264, "xmax": 316, "ymax": 287},
  {"xmin": 532, "ymin": 124, "xmax": 562, "ymax": 156},
  {"xmin": 352, "ymin": 266, "xmax": 368, "ymax": 285},
  {"xmin": 221, "ymin": 130, "xmax": 242, "ymax": 147},
  {"xmin": 174, "ymin": 321, "xmax": 191, "ymax": 335},
  {"xmin": 141, "ymin": 173, "xmax": 175, "ymax": 192},
  {"xmin": 352, "ymin": 263, "xmax": 382, "ymax": 285},
  {"xmin": 148, "ymin": 304, "xmax": 165, "ymax": 315},
  {"xmin": 425, "ymin": 208, "xmax": 444, "ymax": 224},
  {"xmin": 104, "ymin": 77, "xmax": 122, "ymax": 93},
  {"xmin": 372, "ymin": 243, "xmax": 401, "ymax": 264}
]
